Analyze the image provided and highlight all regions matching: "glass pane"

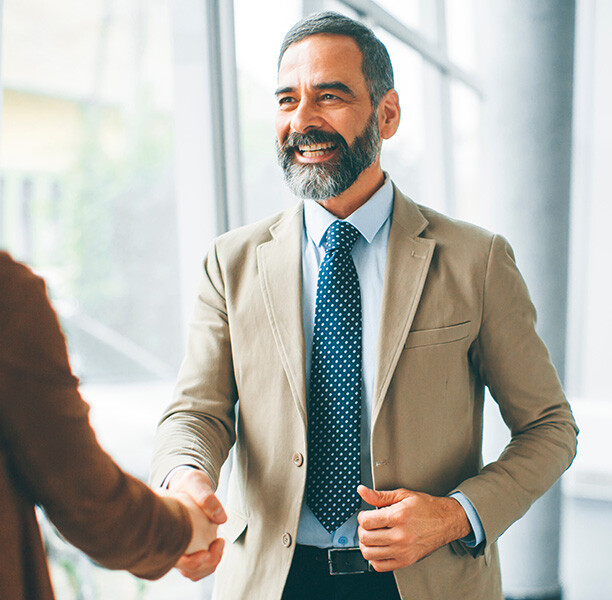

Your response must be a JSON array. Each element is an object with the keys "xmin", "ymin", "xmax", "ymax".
[
  {"xmin": 234, "ymin": 0, "xmax": 302, "ymax": 224},
  {"xmin": 1, "ymin": 0, "xmax": 182, "ymax": 385},
  {"xmin": 568, "ymin": 0, "xmax": 612, "ymax": 401},
  {"xmin": 375, "ymin": 0, "xmax": 423, "ymax": 32},
  {"xmin": 377, "ymin": 31, "xmax": 447, "ymax": 213},
  {"xmin": 0, "ymin": 0, "xmax": 203, "ymax": 597},
  {"xmin": 445, "ymin": 0, "xmax": 479, "ymax": 73},
  {"xmin": 323, "ymin": 0, "xmax": 361, "ymax": 19},
  {"xmin": 450, "ymin": 82, "xmax": 481, "ymax": 222}
]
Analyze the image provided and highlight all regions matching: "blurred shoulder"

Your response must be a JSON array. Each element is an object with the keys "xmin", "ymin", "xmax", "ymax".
[
  {"xmin": 0, "ymin": 251, "xmax": 46, "ymax": 308},
  {"xmin": 0, "ymin": 252, "xmax": 54, "ymax": 342}
]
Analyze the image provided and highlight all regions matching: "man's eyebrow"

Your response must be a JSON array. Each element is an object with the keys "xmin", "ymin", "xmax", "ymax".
[
  {"xmin": 274, "ymin": 82, "xmax": 356, "ymax": 97},
  {"xmin": 274, "ymin": 85, "xmax": 294, "ymax": 96},
  {"xmin": 314, "ymin": 81, "xmax": 356, "ymax": 97}
]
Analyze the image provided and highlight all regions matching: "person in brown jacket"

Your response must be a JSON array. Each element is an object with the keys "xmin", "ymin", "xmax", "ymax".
[{"xmin": 0, "ymin": 251, "xmax": 225, "ymax": 600}]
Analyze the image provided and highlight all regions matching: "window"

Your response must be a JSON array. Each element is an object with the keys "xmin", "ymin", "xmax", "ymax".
[
  {"xmin": 233, "ymin": 0, "xmax": 302, "ymax": 224},
  {"xmin": 1, "ymin": 0, "xmax": 183, "ymax": 384},
  {"xmin": 0, "ymin": 1, "xmax": 484, "ymax": 597},
  {"xmin": 1, "ymin": 0, "xmax": 204, "ymax": 597}
]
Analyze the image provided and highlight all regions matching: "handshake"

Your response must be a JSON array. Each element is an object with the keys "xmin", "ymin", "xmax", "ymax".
[{"xmin": 159, "ymin": 469, "xmax": 228, "ymax": 581}]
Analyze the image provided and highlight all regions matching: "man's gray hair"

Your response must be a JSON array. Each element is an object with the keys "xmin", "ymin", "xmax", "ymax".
[{"xmin": 278, "ymin": 11, "xmax": 394, "ymax": 108}]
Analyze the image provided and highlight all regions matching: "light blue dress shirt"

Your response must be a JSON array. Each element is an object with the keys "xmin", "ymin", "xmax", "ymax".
[{"xmin": 296, "ymin": 177, "xmax": 484, "ymax": 549}]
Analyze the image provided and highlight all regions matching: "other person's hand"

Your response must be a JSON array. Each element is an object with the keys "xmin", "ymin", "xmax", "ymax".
[
  {"xmin": 357, "ymin": 485, "xmax": 471, "ymax": 572},
  {"xmin": 175, "ymin": 538, "xmax": 226, "ymax": 581},
  {"xmin": 168, "ymin": 468, "xmax": 227, "ymax": 580},
  {"xmin": 166, "ymin": 490, "xmax": 220, "ymax": 554}
]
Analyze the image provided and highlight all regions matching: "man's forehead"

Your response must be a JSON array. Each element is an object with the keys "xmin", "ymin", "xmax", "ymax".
[
  {"xmin": 278, "ymin": 33, "xmax": 364, "ymax": 83},
  {"xmin": 279, "ymin": 34, "xmax": 362, "ymax": 68}
]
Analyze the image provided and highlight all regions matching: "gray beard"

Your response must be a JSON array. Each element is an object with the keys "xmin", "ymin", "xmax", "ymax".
[{"xmin": 276, "ymin": 112, "xmax": 380, "ymax": 201}]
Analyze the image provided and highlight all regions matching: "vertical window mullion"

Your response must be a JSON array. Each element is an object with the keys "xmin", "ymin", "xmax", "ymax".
[{"xmin": 434, "ymin": 0, "xmax": 457, "ymax": 216}]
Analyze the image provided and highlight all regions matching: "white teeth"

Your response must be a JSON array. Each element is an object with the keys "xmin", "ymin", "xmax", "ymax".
[{"xmin": 298, "ymin": 142, "xmax": 335, "ymax": 152}]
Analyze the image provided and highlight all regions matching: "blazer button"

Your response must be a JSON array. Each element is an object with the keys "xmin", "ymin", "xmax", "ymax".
[
  {"xmin": 281, "ymin": 532, "xmax": 292, "ymax": 548},
  {"xmin": 292, "ymin": 451, "xmax": 304, "ymax": 467}
]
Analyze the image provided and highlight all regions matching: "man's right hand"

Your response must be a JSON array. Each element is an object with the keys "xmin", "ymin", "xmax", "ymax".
[{"xmin": 168, "ymin": 468, "xmax": 227, "ymax": 581}]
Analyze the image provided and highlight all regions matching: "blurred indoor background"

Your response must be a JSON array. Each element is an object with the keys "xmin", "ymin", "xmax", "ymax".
[{"xmin": 0, "ymin": 1, "xmax": 609, "ymax": 598}]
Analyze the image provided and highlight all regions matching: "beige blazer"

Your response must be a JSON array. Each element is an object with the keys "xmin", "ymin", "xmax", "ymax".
[{"xmin": 152, "ymin": 187, "xmax": 578, "ymax": 600}]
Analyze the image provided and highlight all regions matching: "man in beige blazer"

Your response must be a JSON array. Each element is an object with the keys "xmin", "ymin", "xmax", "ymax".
[{"xmin": 151, "ymin": 12, "xmax": 578, "ymax": 600}]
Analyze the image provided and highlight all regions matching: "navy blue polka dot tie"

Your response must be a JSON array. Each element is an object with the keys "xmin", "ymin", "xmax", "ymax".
[{"xmin": 307, "ymin": 220, "xmax": 362, "ymax": 533}]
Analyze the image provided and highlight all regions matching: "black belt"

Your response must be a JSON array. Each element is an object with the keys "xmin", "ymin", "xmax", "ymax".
[{"xmin": 295, "ymin": 545, "xmax": 375, "ymax": 576}]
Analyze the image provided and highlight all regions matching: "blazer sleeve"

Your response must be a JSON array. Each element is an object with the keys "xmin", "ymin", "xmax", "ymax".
[
  {"xmin": 150, "ymin": 241, "xmax": 238, "ymax": 491},
  {"xmin": 0, "ymin": 256, "xmax": 192, "ymax": 580},
  {"xmin": 454, "ymin": 235, "xmax": 578, "ymax": 548}
]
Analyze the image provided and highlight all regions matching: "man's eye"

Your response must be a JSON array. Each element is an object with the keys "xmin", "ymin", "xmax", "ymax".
[
  {"xmin": 278, "ymin": 97, "xmax": 295, "ymax": 105},
  {"xmin": 321, "ymin": 93, "xmax": 338, "ymax": 101}
]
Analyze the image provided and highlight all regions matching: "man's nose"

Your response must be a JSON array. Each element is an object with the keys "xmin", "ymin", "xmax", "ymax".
[{"xmin": 290, "ymin": 98, "xmax": 324, "ymax": 134}]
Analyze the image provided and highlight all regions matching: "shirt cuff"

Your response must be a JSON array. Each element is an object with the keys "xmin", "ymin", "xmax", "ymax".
[
  {"xmin": 449, "ymin": 492, "xmax": 485, "ymax": 548},
  {"xmin": 160, "ymin": 465, "xmax": 197, "ymax": 489}
]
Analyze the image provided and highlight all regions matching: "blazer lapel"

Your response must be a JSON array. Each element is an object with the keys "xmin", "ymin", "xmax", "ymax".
[
  {"xmin": 257, "ymin": 203, "xmax": 307, "ymax": 424},
  {"xmin": 372, "ymin": 189, "xmax": 435, "ymax": 422}
]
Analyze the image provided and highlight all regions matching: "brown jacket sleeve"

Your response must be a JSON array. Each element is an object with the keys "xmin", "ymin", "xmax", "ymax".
[{"xmin": 0, "ymin": 253, "xmax": 191, "ymax": 580}]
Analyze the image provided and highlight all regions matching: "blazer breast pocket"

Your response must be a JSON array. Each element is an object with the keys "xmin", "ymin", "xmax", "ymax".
[{"xmin": 404, "ymin": 321, "xmax": 471, "ymax": 349}]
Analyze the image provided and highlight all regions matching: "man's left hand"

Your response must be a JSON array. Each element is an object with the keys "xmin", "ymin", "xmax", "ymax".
[{"xmin": 357, "ymin": 485, "xmax": 471, "ymax": 572}]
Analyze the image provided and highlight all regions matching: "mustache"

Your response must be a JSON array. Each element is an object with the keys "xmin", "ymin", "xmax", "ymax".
[{"xmin": 279, "ymin": 129, "xmax": 349, "ymax": 153}]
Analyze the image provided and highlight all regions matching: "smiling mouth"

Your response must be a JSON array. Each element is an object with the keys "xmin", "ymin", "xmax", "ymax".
[{"xmin": 297, "ymin": 141, "xmax": 338, "ymax": 158}]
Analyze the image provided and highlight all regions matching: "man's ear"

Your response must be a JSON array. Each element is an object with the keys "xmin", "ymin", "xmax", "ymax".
[{"xmin": 377, "ymin": 89, "xmax": 401, "ymax": 140}]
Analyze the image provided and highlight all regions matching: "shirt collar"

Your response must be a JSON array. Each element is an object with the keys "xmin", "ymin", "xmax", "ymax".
[{"xmin": 303, "ymin": 176, "xmax": 394, "ymax": 247}]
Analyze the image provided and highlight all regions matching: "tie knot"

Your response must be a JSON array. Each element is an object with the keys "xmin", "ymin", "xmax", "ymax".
[{"xmin": 324, "ymin": 221, "xmax": 360, "ymax": 254}]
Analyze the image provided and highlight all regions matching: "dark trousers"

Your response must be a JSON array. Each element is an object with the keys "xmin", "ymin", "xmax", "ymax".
[{"xmin": 281, "ymin": 545, "xmax": 402, "ymax": 600}]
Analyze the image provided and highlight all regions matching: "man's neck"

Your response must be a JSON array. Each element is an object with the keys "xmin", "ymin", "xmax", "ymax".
[{"xmin": 316, "ymin": 162, "xmax": 385, "ymax": 219}]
